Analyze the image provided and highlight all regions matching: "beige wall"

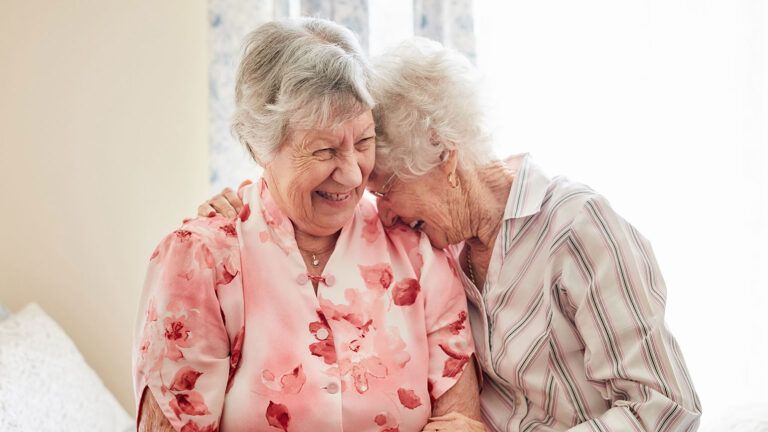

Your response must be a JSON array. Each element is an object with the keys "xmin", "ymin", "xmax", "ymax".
[{"xmin": 0, "ymin": 1, "xmax": 209, "ymax": 413}]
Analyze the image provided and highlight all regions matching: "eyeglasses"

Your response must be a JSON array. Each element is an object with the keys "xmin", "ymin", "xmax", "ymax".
[{"xmin": 370, "ymin": 173, "xmax": 398, "ymax": 199}]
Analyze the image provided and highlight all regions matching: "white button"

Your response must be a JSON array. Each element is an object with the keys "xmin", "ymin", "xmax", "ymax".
[
  {"xmin": 326, "ymin": 382, "xmax": 339, "ymax": 394},
  {"xmin": 296, "ymin": 274, "xmax": 308, "ymax": 285},
  {"xmin": 324, "ymin": 275, "xmax": 336, "ymax": 286},
  {"xmin": 316, "ymin": 328, "xmax": 329, "ymax": 340}
]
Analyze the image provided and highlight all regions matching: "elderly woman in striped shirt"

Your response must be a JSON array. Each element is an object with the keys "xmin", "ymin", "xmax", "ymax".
[{"xmin": 204, "ymin": 37, "xmax": 701, "ymax": 431}]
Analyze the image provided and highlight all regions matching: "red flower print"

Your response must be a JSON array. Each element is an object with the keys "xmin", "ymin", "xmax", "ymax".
[
  {"xmin": 362, "ymin": 212, "xmax": 381, "ymax": 243},
  {"xmin": 309, "ymin": 311, "xmax": 337, "ymax": 365},
  {"xmin": 374, "ymin": 414, "xmax": 388, "ymax": 426},
  {"xmin": 261, "ymin": 364, "xmax": 306, "ymax": 394},
  {"xmin": 279, "ymin": 365, "xmax": 306, "ymax": 394},
  {"xmin": 170, "ymin": 390, "xmax": 210, "ymax": 419},
  {"xmin": 440, "ymin": 344, "xmax": 470, "ymax": 378},
  {"xmin": 372, "ymin": 327, "xmax": 411, "ymax": 370},
  {"xmin": 239, "ymin": 203, "xmax": 251, "ymax": 222},
  {"xmin": 358, "ymin": 263, "xmax": 394, "ymax": 291},
  {"xmin": 397, "ymin": 388, "xmax": 422, "ymax": 409},
  {"xmin": 447, "ymin": 311, "xmax": 467, "ymax": 335},
  {"xmin": 266, "ymin": 401, "xmax": 290, "ymax": 432},
  {"xmin": 170, "ymin": 366, "xmax": 203, "ymax": 391},
  {"xmin": 174, "ymin": 229, "xmax": 193, "ymax": 242},
  {"xmin": 163, "ymin": 315, "xmax": 192, "ymax": 361},
  {"xmin": 343, "ymin": 357, "xmax": 387, "ymax": 394},
  {"xmin": 217, "ymin": 258, "xmax": 239, "ymax": 286},
  {"xmin": 373, "ymin": 412, "xmax": 399, "ymax": 431},
  {"xmin": 219, "ymin": 223, "xmax": 237, "ymax": 237},
  {"xmin": 227, "ymin": 325, "xmax": 245, "ymax": 392},
  {"xmin": 180, "ymin": 421, "xmax": 218, "ymax": 432},
  {"xmin": 427, "ymin": 379, "xmax": 436, "ymax": 404},
  {"xmin": 392, "ymin": 278, "xmax": 420, "ymax": 306}
]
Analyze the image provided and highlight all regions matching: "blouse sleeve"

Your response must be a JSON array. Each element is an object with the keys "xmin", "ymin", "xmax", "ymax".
[
  {"xmin": 133, "ymin": 224, "xmax": 235, "ymax": 432},
  {"xmin": 418, "ymin": 238, "xmax": 476, "ymax": 401},
  {"xmin": 562, "ymin": 195, "xmax": 701, "ymax": 431}
]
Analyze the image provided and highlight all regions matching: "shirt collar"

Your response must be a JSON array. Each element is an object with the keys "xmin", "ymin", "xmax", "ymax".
[{"xmin": 503, "ymin": 153, "xmax": 551, "ymax": 221}]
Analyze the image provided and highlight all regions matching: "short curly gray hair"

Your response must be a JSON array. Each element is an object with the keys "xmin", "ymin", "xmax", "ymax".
[
  {"xmin": 231, "ymin": 18, "xmax": 375, "ymax": 164},
  {"xmin": 371, "ymin": 37, "xmax": 495, "ymax": 178}
]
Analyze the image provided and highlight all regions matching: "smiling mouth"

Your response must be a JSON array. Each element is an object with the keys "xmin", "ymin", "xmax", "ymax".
[
  {"xmin": 315, "ymin": 190, "xmax": 353, "ymax": 202},
  {"xmin": 410, "ymin": 220, "xmax": 425, "ymax": 231}
]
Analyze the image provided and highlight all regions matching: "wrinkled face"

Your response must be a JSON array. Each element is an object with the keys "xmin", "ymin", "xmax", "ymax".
[
  {"xmin": 369, "ymin": 167, "xmax": 459, "ymax": 250},
  {"xmin": 265, "ymin": 110, "xmax": 376, "ymax": 237}
]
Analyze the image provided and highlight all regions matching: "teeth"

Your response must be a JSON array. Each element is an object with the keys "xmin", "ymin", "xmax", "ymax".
[{"xmin": 317, "ymin": 191, "xmax": 351, "ymax": 201}]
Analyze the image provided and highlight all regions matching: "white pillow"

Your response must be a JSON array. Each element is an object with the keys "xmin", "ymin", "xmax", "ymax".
[
  {"xmin": 701, "ymin": 403, "xmax": 768, "ymax": 432},
  {"xmin": 0, "ymin": 303, "xmax": 134, "ymax": 432}
]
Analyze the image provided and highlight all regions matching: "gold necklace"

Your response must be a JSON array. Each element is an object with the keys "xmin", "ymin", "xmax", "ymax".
[
  {"xmin": 466, "ymin": 247, "xmax": 477, "ymax": 286},
  {"xmin": 299, "ymin": 245, "xmax": 334, "ymax": 267}
]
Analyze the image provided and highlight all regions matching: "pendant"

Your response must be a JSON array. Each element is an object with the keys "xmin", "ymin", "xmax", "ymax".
[{"xmin": 311, "ymin": 253, "xmax": 320, "ymax": 267}]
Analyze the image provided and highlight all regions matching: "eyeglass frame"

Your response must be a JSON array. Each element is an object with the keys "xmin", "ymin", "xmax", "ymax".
[{"xmin": 370, "ymin": 172, "xmax": 398, "ymax": 198}]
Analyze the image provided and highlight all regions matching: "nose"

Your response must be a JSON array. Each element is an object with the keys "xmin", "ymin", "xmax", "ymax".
[
  {"xmin": 332, "ymin": 152, "xmax": 363, "ymax": 189},
  {"xmin": 331, "ymin": 134, "xmax": 363, "ymax": 189},
  {"xmin": 376, "ymin": 199, "xmax": 398, "ymax": 227}
]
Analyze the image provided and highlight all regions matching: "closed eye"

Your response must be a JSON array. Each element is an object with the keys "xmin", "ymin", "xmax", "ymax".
[
  {"xmin": 355, "ymin": 136, "xmax": 375, "ymax": 150},
  {"xmin": 313, "ymin": 148, "xmax": 336, "ymax": 160}
]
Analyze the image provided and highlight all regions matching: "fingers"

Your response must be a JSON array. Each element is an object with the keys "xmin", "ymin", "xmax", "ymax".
[
  {"xmin": 197, "ymin": 202, "xmax": 216, "ymax": 218},
  {"xmin": 237, "ymin": 179, "xmax": 253, "ymax": 199},
  {"xmin": 208, "ymin": 191, "xmax": 238, "ymax": 219},
  {"xmin": 221, "ymin": 187, "xmax": 245, "ymax": 215}
]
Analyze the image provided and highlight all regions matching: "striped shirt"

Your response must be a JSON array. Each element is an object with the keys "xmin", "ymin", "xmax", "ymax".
[{"xmin": 449, "ymin": 154, "xmax": 701, "ymax": 431}]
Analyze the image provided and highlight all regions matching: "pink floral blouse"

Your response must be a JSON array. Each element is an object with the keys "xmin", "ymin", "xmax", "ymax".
[{"xmin": 133, "ymin": 180, "xmax": 474, "ymax": 432}]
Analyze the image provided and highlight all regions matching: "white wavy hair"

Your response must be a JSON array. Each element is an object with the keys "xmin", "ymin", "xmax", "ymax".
[
  {"xmin": 371, "ymin": 37, "xmax": 495, "ymax": 179},
  {"xmin": 231, "ymin": 18, "xmax": 375, "ymax": 164}
]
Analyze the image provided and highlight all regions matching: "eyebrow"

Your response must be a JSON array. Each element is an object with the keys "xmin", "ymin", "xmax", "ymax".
[{"xmin": 361, "ymin": 123, "xmax": 376, "ymax": 136}]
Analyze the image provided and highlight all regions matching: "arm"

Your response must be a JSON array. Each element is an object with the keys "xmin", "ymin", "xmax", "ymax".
[
  {"xmin": 423, "ymin": 356, "xmax": 485, "ymax": 431},
  {"xmin": 431, "ymin": 355, "xmax": 482, "ymax": 418},
  {"xmin": 562, "ymin": 195, "xmax": 701, "ymax": 431},
  {"xmin": 417, "ymin": 239, "xmax": 485, "ymax": 431},
  {"xmin": 133, "ymin": 223, "xmax": 237, "ymax": 432},
  {"xmin": 138, "ymin": 390, "xmax": 175, "ymax": 432}
]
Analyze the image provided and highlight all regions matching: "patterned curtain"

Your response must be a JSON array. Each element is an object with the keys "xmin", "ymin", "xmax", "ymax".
[
  {"xmin": 413, "ymin": 0, "xmax": 476, "ymax": 63},
  {"xmin": 208, "ymin": 0, "xmax": 475, "ymax": 191}
]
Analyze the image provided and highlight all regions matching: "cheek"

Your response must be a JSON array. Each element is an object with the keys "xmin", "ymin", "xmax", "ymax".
[
  {"xmin": 358, "ymin": 150, "xmax": 376, "ymax": 183},
  {"xmin": 284, "ymin": 160, "xmax": 333, "ymax": 201}
]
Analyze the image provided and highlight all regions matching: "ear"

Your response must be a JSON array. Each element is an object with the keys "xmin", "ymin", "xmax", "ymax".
[{"xmin": 439, "ymin": 149, "xmax": 459, "ymax": 175}]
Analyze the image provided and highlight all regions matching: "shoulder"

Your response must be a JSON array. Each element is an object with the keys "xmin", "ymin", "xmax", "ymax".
[
  {"xmin": 149, "ymin": 216, "xmax": 240, "ymax": 285},
  {"xmin": 537, "ymin": 176, "xmax": 615, "ymax": 230}
]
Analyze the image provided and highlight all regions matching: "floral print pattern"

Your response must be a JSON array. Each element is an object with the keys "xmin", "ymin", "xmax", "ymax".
[{"xmin": 133, "ymin": 179, "xmax": 473, "ymax": 431}]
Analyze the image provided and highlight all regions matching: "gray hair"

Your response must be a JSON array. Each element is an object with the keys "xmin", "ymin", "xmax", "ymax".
[
  {"xmin": 232, "ymin": 18, "xmax": 375, "ymax": 164},
  {"xmin": 371, "ymin": 37, "xmax": 495, "ymax": 178}
]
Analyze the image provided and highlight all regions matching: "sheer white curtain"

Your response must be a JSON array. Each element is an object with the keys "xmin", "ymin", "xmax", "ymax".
[{"xmin": 474, "ymin": 0, "xmax": 768, "ymax": 422}]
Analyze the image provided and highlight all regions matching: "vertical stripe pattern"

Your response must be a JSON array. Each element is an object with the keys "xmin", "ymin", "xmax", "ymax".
[{"xmin": 459, "ymin": 154, "xmax": 701, "ymax": 431}]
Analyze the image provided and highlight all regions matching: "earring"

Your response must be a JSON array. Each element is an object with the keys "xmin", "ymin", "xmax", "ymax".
[{"xmin": 447, "ymin": 171, "xmax": 459, "ymax": 188}]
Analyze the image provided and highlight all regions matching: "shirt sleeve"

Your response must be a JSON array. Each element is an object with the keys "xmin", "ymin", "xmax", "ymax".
[
  {"xmin": 561, "ymin": 195, "xmax": 701, "ymax": 432},
  {"xmin": 133, "ymin": 225, "xmax": 233, "ymax": 432},
  {"xmin": 418, "ymin": 238, "xmax": 476, "ymax": 401}
]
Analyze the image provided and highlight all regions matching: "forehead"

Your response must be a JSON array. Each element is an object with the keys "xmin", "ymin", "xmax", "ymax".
[{"xmin": 298, "ymin": 110, "xmax": 374, "ymax": 138}]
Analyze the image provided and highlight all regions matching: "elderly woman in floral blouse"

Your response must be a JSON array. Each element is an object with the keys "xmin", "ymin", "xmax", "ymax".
[
  {"xmin": 134, "ymin": 19, "xmax": 481, "ymax": 432},
  {"xmin": 206, "ymin": 37, "xmax": 702, "ymax": 431}
]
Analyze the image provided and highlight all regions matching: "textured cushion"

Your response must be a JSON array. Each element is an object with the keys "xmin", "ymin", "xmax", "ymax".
[{"xmin": 0, "ymin": 303, "xmax": 134, "ymax": 432}]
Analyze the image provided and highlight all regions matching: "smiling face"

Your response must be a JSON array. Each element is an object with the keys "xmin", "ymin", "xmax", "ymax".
[
  {"xmin": 369, "ymin": 157, "xmax": 465, "ymax": 250},
  {"xmin": 264, "ymin": 110, "xmax": 376, "ymax": 237}
]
